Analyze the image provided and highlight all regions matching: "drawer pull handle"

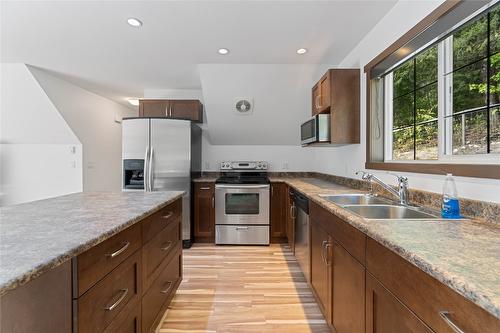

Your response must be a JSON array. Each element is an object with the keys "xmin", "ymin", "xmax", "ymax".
[
  {"xmin": 104, "ymin": 288, "xmax": 128, "ymax": 311},
  {"xmin": 105, "ymin": 242, "xmax": 130, "ymax": 258},
  {"xmin": 235, "ymin": 227, "xmax": 249, "ymax": 231},
  {"xmin": 439, "ymin": 311, "xmax": 465, "ymax": 333},
  {"xmin": 200, "ymin": 187, "xmax": 211, "ymax": 190},
  {"xmin": 160, "ymin": 281, "xmax": 173, "ymax": 294},
  {"xmin": 161, "ymin": 241, "xmax": 173, "ymax": 251},
  {"xmin": 162, "ymin": 212, "xmax": 174, "ymax": 220}
]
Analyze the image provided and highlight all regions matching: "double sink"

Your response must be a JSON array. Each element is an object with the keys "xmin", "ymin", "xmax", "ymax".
[{"xmin": 320, "ymin": 194, "xmax": 442, "ymax": 220}]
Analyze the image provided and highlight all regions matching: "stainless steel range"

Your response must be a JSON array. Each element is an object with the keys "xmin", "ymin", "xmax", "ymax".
[{"xmin": 215, "ymin": 161, "xmax": 270, "ymax": 245}]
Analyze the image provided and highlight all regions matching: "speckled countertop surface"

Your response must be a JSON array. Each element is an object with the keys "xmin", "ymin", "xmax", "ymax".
[
  {"xmin": 0, "ymin": 191, "xmax": 184, "ymax": 296},
  {"xmin": 269, "ymin": 177, "xmax": 500, "ymax": 319}
]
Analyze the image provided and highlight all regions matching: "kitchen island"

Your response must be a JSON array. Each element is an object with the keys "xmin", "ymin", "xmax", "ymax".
[{"xmin": 0, "ymin": 191, "xmax": 184, "ymax": 333}]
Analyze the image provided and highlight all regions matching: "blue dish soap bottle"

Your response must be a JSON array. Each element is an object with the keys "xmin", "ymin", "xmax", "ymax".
[{"xmin": 441, "ymin": 173, "xmax": 461, "ymax": 219}]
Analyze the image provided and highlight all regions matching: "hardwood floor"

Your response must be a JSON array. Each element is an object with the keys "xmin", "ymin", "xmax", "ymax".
[{"xmin": 158, "ymin": 244, "xmax": 330, "ymax": 333}]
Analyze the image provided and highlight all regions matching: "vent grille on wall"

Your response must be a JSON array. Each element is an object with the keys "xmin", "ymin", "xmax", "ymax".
[{"xmin": 234, "ymin": 98, "xmax": 253, "ymax": 115}]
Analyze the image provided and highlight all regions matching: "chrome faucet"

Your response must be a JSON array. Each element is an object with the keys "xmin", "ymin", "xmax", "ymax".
[{"xmin": 356, "ymin": 171, "xmax": 409, "ymax": 205}]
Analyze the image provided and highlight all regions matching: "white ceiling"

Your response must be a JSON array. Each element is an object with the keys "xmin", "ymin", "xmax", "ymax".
[{"xmin": 1, "ymin": 0, "xmax": 397, "ymax": 107}]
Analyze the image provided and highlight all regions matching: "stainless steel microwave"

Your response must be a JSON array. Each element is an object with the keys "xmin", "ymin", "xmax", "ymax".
[{"xmin": 301, "ymin": 114, "xmax": 330, "ymax": 145}]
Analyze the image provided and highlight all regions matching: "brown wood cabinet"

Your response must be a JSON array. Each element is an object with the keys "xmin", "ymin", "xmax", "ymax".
[
  {"xmin": 366, "ymin": 272, "xmax": 434, "ymax": 333},
  {"xmin": 310, "ymin": 221, "xmax": 332, "ymax": 323},
  {"xmin": 70, "ymin": 198, "xmax": 183, "ymax": 333},
  {"xmin": 0, "ymin": 262, "xmax": 72, "ymax": 333},
  {"xmin": 311, "ymin": 69, "xmax": 360, "ymax": 144},
  {"xmin": 193, "ymin": 182, "xmax": 215, "ymax": 242},
  {"xmin": 285, "ymin": 185, "xmax": 295, "ymax": 252},
  {"xmin": 306, "ymin": 198, "xmax": 500, "ymax": 333},
  {"xmin": 332, "ymin": 242, "xmax": 365, "ymax": 333},
  {"xmin": 270, "ymin": 182, "xmax": 287, "ymax": 243},
  {"xmin": 139, "ymin": 99, "xmax": 203, "ymax": 123}
]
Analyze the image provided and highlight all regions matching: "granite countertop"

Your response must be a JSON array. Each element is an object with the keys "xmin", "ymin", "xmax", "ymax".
[
  {"xmin": 270, "ymin": 177, "xmax": 500, "ymax": 320},
  {"xmin": 0, "ymin": 191, "xmax": 184, "ymax": 296}
]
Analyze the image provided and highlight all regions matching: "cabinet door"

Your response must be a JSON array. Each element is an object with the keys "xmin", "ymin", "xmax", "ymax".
[
  {"xmin": 319, "ymin": 71, "xmax": 331, "ymax": 111},
  {"xmin": 366, "ymin": 272, "xmax": 434, "ymax": 333},
  {"xmin": 170, "ymin": 100, "xmax": 203, "ymax": 122},
  {"xmin": 139, "ymin": 100, "xmax": 169, "ymax": 117},
  {"xmin": 332, "ymin": 242, "xmax": 365, "ymax": 333},
  {"xmin": 310, "ymin": 222, "xmax": 332, "ymax": 323},
  {"xmin": 270, "ymin": 182, "xmax": 287, "ymax": 243},
  {"xmin": 194, "ymin": 182, "xmax": 215, "ymax": 242},
  {"xmin": 285, "ymin": 186, "xmax": 295, "ymax": 252},
  {"xmin": 312, "ymin": 83, "xmax": 321, "ymax": 115}
]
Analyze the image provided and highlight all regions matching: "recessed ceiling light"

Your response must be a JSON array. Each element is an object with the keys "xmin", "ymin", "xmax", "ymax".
[
  {"xmin": 127, "ymin": 18, "xmax": 143, "ymax": 27},
  {"xmin": 296, "ymin": 48, "xmax": 308, "ymax": 55},
  {"xmin": 127, "ymin": 98, "xmax": 139, "ymax": 106},
  {"xmin": 218, "ymin": 48, "xmax": 229, "ymax": 55}
]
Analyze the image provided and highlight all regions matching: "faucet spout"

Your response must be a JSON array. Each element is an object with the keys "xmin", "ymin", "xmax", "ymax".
[{"xmin": 356, "ymin": 171, "xmax": 409, "ymax": 205}]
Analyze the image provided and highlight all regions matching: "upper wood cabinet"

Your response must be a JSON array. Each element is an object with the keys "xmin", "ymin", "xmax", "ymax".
[
  {"xmin": 193, "ymin": 182, "xmax": 215, "ymax": 243},
  {"xmin": 139, "ymin": 99, "xmax": 203, "ymax": 123},
  {"xmin": 311, "ymin": 69, "xmax": 360, "ymax": 144},
  {"xmin": 270, "ymin": 182, "xmax": 287, "ymax": 243}
]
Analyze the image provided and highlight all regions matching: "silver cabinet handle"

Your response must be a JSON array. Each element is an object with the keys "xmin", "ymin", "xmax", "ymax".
[
  {"xmin": 160, "ymin": 281, "xmax": 173, "ymax": 294},
  {"xmin": 105, "ymin": 242, "xmax": 130, "ymax": 258},
  {"xmin": 325, "ymin": 242, "xmax": 332, "ymax": 266},
  {"xmin": 200, "ymin": 187, "xmax": 211, "ymax": 190},
  {"xmin": 162, "ymin": 211, "xmax": 173, "ymax": 220},
  {"xmin": 161, "ymin": 241, "xmax": 173, "ymax": 251},
  {"xmin": 104, "ymin": 288, "xmax": 128, "ymax": 311},
  {"xmin": 212, "ymin": 196, "xmax": 215, "ymax": 208},
  {"xmin": 321, "ymin": 240, "xmax": 328, "ymax": 264},
  {"xmin": 439, "ymin": 311, "xmax": 465, "ymax": 333}
]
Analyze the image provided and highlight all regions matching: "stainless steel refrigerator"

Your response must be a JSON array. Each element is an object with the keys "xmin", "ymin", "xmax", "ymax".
[{"xmin": 122, "ymin": 118, "xmax": 201, "ymax": 248}]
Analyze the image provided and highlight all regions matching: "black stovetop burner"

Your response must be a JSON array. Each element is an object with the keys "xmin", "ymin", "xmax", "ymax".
[{"xmin": 215, "ymin": 172, "xmax": 270, "ymax": 184}]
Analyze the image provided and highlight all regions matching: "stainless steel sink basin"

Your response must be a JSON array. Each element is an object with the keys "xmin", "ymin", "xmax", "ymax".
[
  {"xmin": 320, "ymin": 194, "xmax": 389, "ymax": 206},
  {"xmin": 343, "ymin": 205, "xmax": 439, "ymax": 220}
]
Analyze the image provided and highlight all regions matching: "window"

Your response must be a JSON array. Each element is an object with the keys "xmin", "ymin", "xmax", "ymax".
[{"xmin": 382, "ymin": 3, "xmax": 500, "ymax": 162}]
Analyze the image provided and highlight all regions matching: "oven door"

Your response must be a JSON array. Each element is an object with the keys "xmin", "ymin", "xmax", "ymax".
[{"xmin": 215, "ymin": 184, "xmax": 270, "ymax": 225}]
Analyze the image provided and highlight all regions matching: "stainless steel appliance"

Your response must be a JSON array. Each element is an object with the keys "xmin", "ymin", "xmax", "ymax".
[
  {"xmin": 293, "ymin": 190, "xmax": 310, "ymax": 282},
  {"xmin": 301, "ymin": 114, "xmax": 330, "ymax": 145},
  {"xmin": 122, "ymin": 118, "xmax": 202, "ymax": 248},
  {"xmin": 215, "ymin": 161, "xmax": 270, "ymax": 245}
]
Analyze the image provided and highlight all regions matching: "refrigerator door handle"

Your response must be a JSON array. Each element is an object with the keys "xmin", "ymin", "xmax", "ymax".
[
  {"xmin": 144, "ymin": 146, "xmax": 150, "ymax": 192},
  {"xmin": 149, "ymin": 146, "xmax": 155, "ymax": 191}
]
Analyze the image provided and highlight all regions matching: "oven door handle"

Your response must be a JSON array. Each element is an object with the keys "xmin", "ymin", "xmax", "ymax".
[{"xmin": 215, "ymin": 185, "xmax": 270, "ymax": 189}]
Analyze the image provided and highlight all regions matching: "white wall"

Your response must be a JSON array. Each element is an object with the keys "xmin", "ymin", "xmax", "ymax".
[
  {"xmin": 312, "ymin": 0, "xmax": 500, "ymax": 203},
  {"xmin": 144, "ymin": 82, "xmax": 316, "ymax": 172},
  {"xmin": 201, "ymin": 134, "xmax": 313, "ymax": 172},
  {"xmin": 29, "ymin": 66, "xmax": 137, "ymax": 192},
  {"xmin": 0, "ymin": 63, "xmax": 83, "ymax": 205}
]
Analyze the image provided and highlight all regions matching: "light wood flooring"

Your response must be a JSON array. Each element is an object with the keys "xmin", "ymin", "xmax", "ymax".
[{"xmin": 159, "ymin": 244, "xmax": 330, "ymax": 333}]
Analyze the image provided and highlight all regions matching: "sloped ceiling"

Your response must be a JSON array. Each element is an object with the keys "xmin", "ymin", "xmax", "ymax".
[{"xmin": 199, "ymin": 64, "xmax": 329, "ymax": 145}]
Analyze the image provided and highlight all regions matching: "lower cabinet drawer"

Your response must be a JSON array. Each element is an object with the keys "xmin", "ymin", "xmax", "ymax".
[
  {"xmin": 215, "ymin": 225, "xmax": 269, "ymax": 245},
  {"xmin": 142, "ymin": 220, "xmax": 181, "ymax": 292},
  {"xmin": 103, "ymin": 297, "xmax": 141, "ymax": 333},
  {"xmin": 75, "ymin": 251, "xmax": 142, "ymax": 333},
  {"xmin": 142, "ymin": 251, "xmax": 181, "ymax": 333},
  {"xmin": 142, "ymin": 199, "xmax": 182, "ymax": 244}
]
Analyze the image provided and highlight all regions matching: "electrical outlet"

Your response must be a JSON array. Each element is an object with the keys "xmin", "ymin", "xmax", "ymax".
[
  {"xmin": 204, "ymin": 161, "xmax": 210, "ymax": 170},
  {"xmin": 282, "ymin": 162, "xmax": 289, "ymax": 170},
  {"xmin": 69, "ymin": 146, "xmax": 76, "ymax": 154}
]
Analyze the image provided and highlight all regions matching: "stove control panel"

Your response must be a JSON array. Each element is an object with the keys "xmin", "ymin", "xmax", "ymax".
[{"xmin": 220, "ymin": 161, "xmax": 268, "ymax": 171}]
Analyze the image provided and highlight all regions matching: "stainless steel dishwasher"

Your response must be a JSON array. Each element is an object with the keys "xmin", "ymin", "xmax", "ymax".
[{"xmin": 293, "ymin": 190, "xmax": 310, "ymax": 282}]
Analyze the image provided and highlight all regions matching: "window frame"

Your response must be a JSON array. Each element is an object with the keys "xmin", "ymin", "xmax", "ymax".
[{"xmin": 364, "ymin": 0, "xmax": 500, "ymax": 179}]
